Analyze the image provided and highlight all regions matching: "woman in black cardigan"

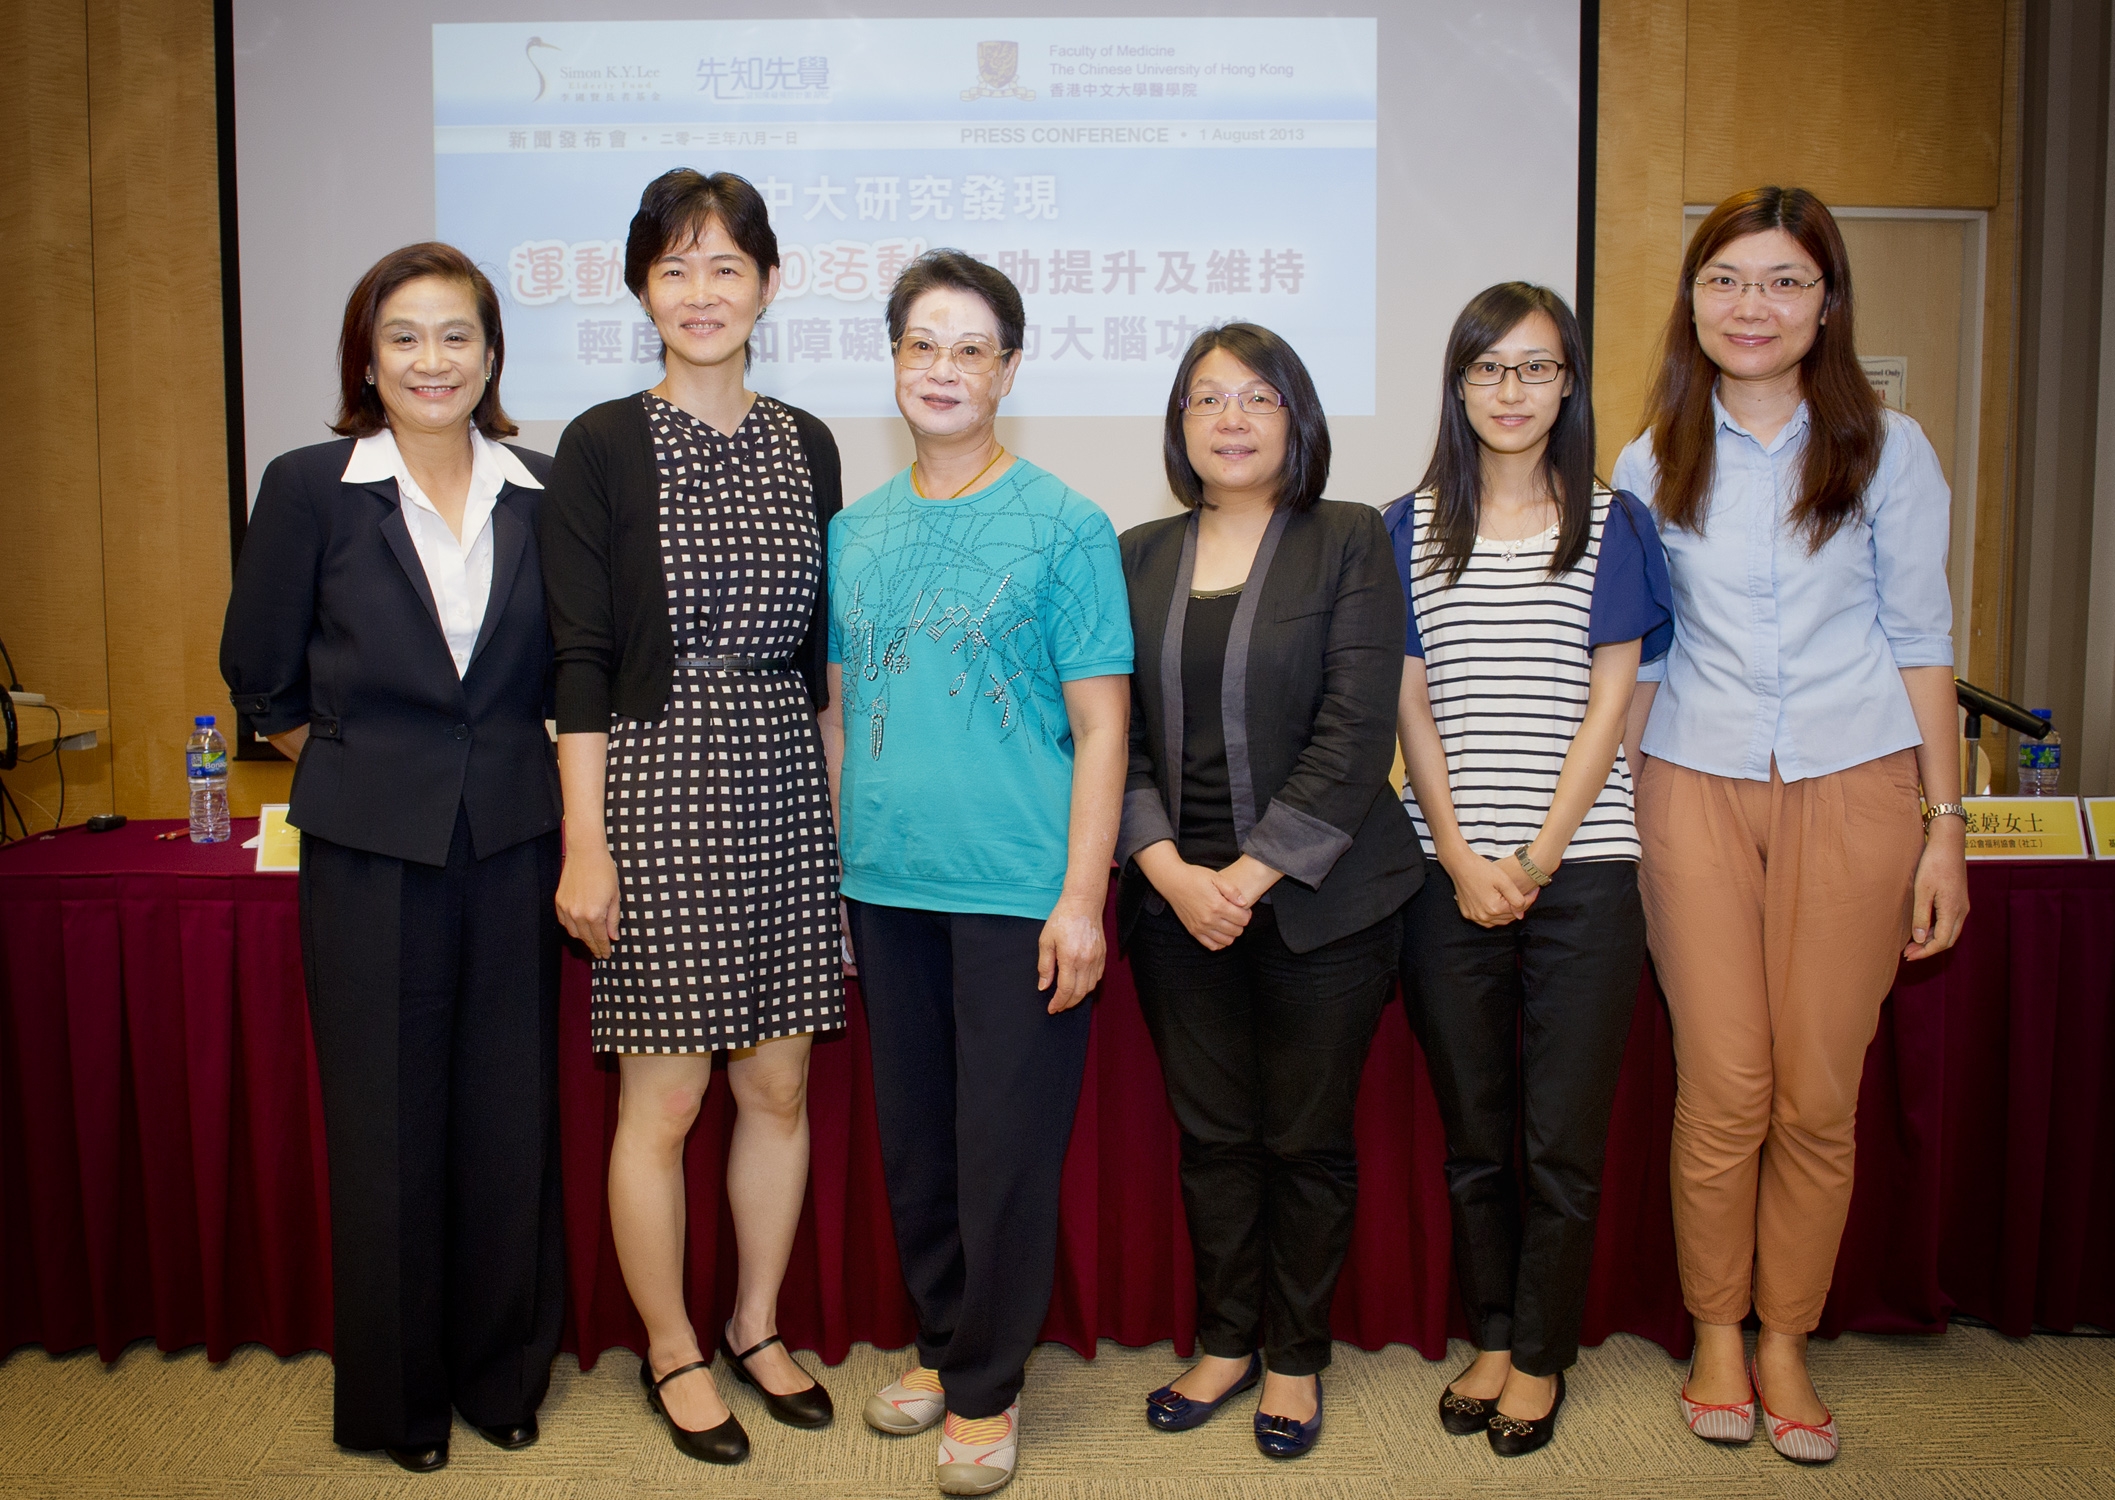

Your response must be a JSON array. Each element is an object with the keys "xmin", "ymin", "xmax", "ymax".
[
  {"xmin": 1119, "ymin": 324, "xmax": 1424, "ymax": 1459},
  {"xmin": 538, "ymin": 170, "xmax": 843, "ymax": 1464}
]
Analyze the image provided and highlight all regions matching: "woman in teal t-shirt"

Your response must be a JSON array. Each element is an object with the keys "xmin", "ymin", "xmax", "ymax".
[{"xmin": 827, "ymin": 250, "xmax": 1132, "ymax": 1498}]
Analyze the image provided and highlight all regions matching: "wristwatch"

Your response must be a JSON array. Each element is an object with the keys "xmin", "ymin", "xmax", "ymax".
[
  {"xmin": 1923, "ymin": 802, "xmax": 1967, "ymax": 830},
  {"xmin": 1512, "ymin": 844, "xmax": 1554, "ymax": 887}
]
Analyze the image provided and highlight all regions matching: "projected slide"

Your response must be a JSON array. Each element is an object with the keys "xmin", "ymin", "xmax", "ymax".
[{"xmin": 433, "ymin": 18, "xmax": 1376, "ymax": 420}]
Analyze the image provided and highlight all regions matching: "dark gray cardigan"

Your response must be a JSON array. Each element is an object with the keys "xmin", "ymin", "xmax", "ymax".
[
  {"xmin": 538, "ymin": 393, "xmax": 843, "ymax": 734},
  {"xmin": 1116, "ymin": 500, "xmax": 1424, "ymax": 954}
]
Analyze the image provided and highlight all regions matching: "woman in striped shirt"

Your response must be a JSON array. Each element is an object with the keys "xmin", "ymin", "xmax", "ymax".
[{"xmin": 1386, "ymin": 283, "xmax": 1670, "ymax": 1458}]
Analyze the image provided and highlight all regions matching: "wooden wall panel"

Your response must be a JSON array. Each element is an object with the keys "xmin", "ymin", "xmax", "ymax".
[
  {"xmin": 0, "ymin": 0, "xmax": 117, "ymax": 831},
  {"xmin": 1591, "ymin": 0, "xmax": 1689, "ymax": 473},
  {"xmin": 1684, "ymin": 0, "xmax": 2007, "ymax": 209},
  {"xmin": 86, "ymin": 0, "xmax": 287, "ymax": 818},
  {"xmin": 1969, "ymin": 0, "xmax": 2025, "ymax": 690}
]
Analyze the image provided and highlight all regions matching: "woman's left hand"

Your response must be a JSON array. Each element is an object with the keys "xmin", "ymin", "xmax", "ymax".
[{"xmin": 1903, "ymin": 816, "xmax": 1969, "ymax": 960}]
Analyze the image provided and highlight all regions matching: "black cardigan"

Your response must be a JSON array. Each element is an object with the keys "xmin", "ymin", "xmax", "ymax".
[
  {"xmin": 538, "ymin": 393, "xmax": 844, "ymax": 733},
  {"xmin": 1116, "ymin": 500, "xmax": 1425, "ymax": 954}
]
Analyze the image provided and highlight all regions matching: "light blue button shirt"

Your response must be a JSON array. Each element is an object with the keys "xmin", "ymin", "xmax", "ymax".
[{"xmin": 1613, "ymin": 397, "xmax": 1953, "ymax": 783}]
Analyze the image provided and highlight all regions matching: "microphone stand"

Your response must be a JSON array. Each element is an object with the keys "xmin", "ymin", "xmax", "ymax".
[{"xmin": 1954, "ymin": 678, "xmax": 2051, "ymax": 799}]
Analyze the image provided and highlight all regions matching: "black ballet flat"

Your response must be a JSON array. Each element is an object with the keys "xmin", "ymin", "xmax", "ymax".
[
  {"xmin": 720, "ymin": 1329, "xmax": 835, "ymax": 1428},
  {"xmin": 641, "ymin": 1355, "xmax": 750, "ymax": 1463},
  {"xmin": 1487, "ymin": 1371, "xmax": 1565, "ymax": 1458},
  {"xmin": 384, "ymin": 1442, "xmax": 448, "ymax": 1473},
  {"xmin": 1439, "ymin": 1375, "xmax": 1496, "ymax": 1436},
  {"xmin": 474, "ymin": 1417, "xmax": 538, "ymax": 1449}
]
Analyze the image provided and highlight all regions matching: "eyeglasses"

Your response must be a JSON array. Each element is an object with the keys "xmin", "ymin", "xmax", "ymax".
[
  {"xmin": 1181, "ymin": 389, "xmax": 1288, "ymax": 417},
  {"xmin": 1692, "ymin": 274, "xmax": 1825, "ymax": 304},
  {"xmin": 892, "ymin": 337, "xmax": 1012, "ymax": 375},
  {"xmin": 1459, "ymin": 359, "xmax": 1566, "ymax": 386}
]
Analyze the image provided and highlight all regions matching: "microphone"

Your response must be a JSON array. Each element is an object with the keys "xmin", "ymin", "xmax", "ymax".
[{"xmin": 1955, "ymin": 678, "xmax": 2051, "ymax": 741}]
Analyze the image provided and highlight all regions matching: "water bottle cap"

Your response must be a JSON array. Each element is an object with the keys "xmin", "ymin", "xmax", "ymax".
[
  {"xmin": 2031, "ymin": 709, "xmax": 2052, "ymax": 720},
  {"xmin": 195, "ymin": 715, "xmax": 216, "ymax": 727}
]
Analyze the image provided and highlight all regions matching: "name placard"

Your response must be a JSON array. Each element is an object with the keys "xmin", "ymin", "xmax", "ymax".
[
  {"xmin": 2085, "ymin": 798, "xmax": 2115, "ymax": 860},
  {"xmin": 1958, "ymin": 797, "xmax": 2087, "ymax": 860},
  {"xmin": 255, "ymin": 804, "xmax": 302, "ymax": 873}
]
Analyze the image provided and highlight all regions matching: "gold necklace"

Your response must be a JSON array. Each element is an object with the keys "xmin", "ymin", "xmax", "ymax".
[{"xmin": 913, "ymin": 445, "xmax": 1009, "ymax": 500}]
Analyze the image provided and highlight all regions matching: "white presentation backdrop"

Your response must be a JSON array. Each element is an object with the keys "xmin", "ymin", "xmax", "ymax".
[{"xmin": 234, "ymin": 1, "xmax": 1580, "ymax": 533}]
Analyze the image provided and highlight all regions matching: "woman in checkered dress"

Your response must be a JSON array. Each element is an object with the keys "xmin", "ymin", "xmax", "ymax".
[{"xmin": 540, "ymin": 169, "xmax": 846, "ymax": 1463}]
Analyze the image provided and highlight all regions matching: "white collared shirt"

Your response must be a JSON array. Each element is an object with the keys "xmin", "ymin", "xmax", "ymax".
[{"xmin": 342, "ymin": 427, "xmax": 543, "ymax": 678}]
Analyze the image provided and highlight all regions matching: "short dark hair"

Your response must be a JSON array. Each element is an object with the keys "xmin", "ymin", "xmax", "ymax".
[
  {"xmin": 884, "ymin": 249, "xmax": 1025, "ymax": 356},
  {"xmin": 623, "ymin": 169, "xmax": 780, "ymax": 296},
  {"xmin": 1162, "ymin": 323, "xmax": 1330, "ymax": 512},
  {"xmin": 331, "ymin": 242, "xmax": 515, "ymax": 440},
  {"xmin": 1416, "ymin": 282, "xmax": 1595, "ymax": 584}
]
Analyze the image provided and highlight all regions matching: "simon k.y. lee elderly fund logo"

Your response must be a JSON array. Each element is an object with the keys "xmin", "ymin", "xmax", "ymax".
[{"xmin": 963, "ymin": 40, "xmax": 1035, "ymax": 102}]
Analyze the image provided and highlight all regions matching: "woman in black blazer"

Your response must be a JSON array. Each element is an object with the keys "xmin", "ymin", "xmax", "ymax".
[
  {"xmin": 538, "ymin": 169, "xmax": 843, "ymax": 1465},
  {"xmin": 220, "ymin": 243, "xmax": 564, "ymax": 1474},
  {"xmin": 1119, "ymin": 323, "xmax": 1423, "ymax": 1460}
]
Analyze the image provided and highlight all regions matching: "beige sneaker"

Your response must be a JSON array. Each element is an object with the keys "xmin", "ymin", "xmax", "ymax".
[
  {"xmin": 936, "ymin": 1403, "xmax": 1018, "ymax": 1495},
  {"xmin": 865, "ymin": 1365, "xmax": 946, "ymax": 1435}
]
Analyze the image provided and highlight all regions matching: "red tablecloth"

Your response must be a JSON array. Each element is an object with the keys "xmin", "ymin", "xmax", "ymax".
[{"xmin": 3, "ymin": 820, "xmax": 2110, "ymax": 1368}]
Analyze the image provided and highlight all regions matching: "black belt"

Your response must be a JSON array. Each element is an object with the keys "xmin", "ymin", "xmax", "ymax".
[{"xmin": 674, "ymin": 655, "xmax": 794, "ymax": 672}]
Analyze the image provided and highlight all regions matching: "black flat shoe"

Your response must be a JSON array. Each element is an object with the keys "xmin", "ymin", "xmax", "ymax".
[
  {"xmin": 474, "ymin": 1418, "xmax": 538, "ymax": 1450},
  {"xmin": 720, "ymin": 1328, "xmax": 834, "ymax": 1429},
  {"xmin": 385, "ymin": 1442, "xmax": 447, "ymax": 1473},
  {"xmin": 1488, "ymin": 1371, "xmax": 1565, "ymax": 1458},
  {"xmin": 1146, "ymin": 1352, "xmax": 1262, "ymax": 1432},
  {"xmin": 1439, "ymin": 1375, "xmax": 1496, "ymax": 1436},
  {"xmin": 641, "ymin": 1355, "xmax": 750, "ymax": 1463}
]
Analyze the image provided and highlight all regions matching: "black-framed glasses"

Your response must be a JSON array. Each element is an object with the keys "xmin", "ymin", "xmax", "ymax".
[
  {"xmin": 1181, "ymin": 388, "xmax": 1288, "ymax": 417},
  {"xmin": 892, "ymin": 336, "xmax": 1013, "ymax": 375},
  {"xmin": 1459, "ymin": 358, "xmax": 1566, "ymax": 386},
  {"xmin": 1691, "ymin": 274, "xmax": 1825, "ymax": 303}
]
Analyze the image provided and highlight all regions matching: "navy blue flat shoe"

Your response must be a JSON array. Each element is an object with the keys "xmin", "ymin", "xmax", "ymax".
[
  {"xmin": 1254, "ymin": 1378, "xmax": 1323, "ymax": 1459},
  {"xmin": 1145, "ymin": 1353, "xmax": 1262, "ymax": 1432}
]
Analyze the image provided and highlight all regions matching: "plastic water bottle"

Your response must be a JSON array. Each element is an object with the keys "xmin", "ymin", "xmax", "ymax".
[
  {"xmin": 186, "ymin": 715, "xmax": 232, "ymax": 843},
  {"xmin": 2016, "ymin": 710, "xmax": 2061, "ymax": 796}
]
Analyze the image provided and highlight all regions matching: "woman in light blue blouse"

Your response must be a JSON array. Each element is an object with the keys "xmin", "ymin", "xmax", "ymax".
[{"xmin": 1614, "ymin": 187, "xmax": 1967, "ymax": 1466}]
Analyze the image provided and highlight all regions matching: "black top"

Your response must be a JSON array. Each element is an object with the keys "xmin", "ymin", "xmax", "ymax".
[
  {"xmin": 537, "ymin": 392, "xmax": 844, "ymax": 733},
  {"xmin": 220, "ymin": 437, "xmax": 562, "ymax": 867},
  {"xmin": 1178, "ymin": 589, "xmax": 1241, "ymax": 868},
  {"xmin": 1116, "ymin": 501, "xmax": 1423, "ymax": 955}
]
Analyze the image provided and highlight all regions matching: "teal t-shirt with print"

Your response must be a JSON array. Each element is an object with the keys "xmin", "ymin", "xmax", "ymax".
[{"xmin": 828, "ymin": 458, "xmax": 1133, "ymax": 919}]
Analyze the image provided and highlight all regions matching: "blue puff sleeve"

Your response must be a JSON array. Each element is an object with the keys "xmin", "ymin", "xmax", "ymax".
[
  {"xmin": 1589, "ymin": 489, "xmax": 1674, "ymax": 664},
  {"xmin": 1381, "ymin": 491, "xmax": 1425, "ymax": 658}
]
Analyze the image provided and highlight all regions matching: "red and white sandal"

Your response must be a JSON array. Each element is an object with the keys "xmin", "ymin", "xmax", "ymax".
[
  {"xmin": 1678, "ymin": 1366, "xmax": 1756, "ymax": 1445},
  {"xmin": 1752, "ymin": 1359, "xmax": 1838, "ymax": 1464}
]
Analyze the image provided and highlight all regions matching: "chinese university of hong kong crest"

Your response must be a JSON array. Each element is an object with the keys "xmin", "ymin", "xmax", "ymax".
[{"xmin": 962, "ymin": 40, "xmax": 1035, "ymax": 101}]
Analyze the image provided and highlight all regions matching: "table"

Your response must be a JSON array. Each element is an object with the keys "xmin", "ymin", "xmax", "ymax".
[{"xmin": 4, "ymin": 821, "xmax": 2110, "ymax": 1368}]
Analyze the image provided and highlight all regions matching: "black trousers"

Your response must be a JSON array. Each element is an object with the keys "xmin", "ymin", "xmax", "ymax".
[
  {"xmin": 298, "ymin": 810, "xmax": 566, "ymax": 1450},
  {"xmin": 1129, "ymin": 901, "xmax": 1400, "ymax": 1376},
  {"xmin": 1402, "ymin": 858, "xmax": 1645, "ymax": 1376},
  {"xmin": 844, "ymin": 900, "xmax": 1093, "ymax": 1419}
]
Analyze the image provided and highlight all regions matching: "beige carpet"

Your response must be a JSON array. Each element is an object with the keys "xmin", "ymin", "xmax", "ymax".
[{"xmin": 2, "ymin": 1329, "xmax": 2111, "ymax": 1498}]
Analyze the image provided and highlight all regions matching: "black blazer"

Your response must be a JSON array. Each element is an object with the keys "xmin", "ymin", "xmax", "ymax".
[
  {"xmin": 538, "ymin": 394, "xmax": 843, "ymax": 734},
  {"xmin": 220, "ymin": 437, "xmax": 563, "ymax": 867},
  {"xmin": 1117, "ymin": 500, "xmax": 1424, "ymax": 954}
]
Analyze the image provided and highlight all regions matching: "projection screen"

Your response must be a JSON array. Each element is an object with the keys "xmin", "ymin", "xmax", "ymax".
[{"xmin": 228, "ymin": 0, "xmax": 1585, "ymax": 537}]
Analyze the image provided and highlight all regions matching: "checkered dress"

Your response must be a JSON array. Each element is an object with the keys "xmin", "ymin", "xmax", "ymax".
[{"xmin": 590, "ymin": 393, "xmax": 843, "ymax": 1052}]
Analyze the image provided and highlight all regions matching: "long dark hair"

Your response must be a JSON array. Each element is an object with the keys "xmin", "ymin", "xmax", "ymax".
[
  {"xmin": 1641, "ymin": 186, "xmax": 1881, "ymax": 550},
  {"xmin": 331, "ymin": 242, "xmax": 516, "ymax": 439},
  {"xmin": 1162, "ymin": 323, "xmax": 1330, "ymax": 512},
  {"xmin": 1416, "ymin": 282, "xmax": 1594, "ymax": 583}
]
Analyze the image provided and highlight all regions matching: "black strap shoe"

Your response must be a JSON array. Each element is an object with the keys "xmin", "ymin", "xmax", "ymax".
[
  {"xmin": 384, "ymin": 1442, "xmax": 447, "ymax": 1474},
  {"xmin": 642, "ymin": 1355, "xmax": 750, "ymax": 1463},
  {"xmin": 474, "ymin": 1418, "xmax": 538, "ymax": 1450},
  {"xmin": 720, "ymin": 1328, "xmax": 835, "ymax": 1428},
  {"xmin": 1488, "ymin": 1371, "xmax": 1566, "ymax": 1457}
]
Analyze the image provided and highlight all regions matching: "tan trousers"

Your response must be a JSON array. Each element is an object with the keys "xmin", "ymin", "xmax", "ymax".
[{"xmin": 1636, "ymin": 750, "xmax": 1923, "ymax": 1333}]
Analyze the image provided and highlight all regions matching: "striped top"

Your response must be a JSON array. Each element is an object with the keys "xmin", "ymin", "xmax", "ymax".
[{"xmin": 1383, "ymin": 486, "xmax": 1671, "ymax": 864}]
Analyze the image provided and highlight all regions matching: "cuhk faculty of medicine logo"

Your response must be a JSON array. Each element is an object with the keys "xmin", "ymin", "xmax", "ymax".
[{"xmin": 963, "ymin": 40, "xmax": 1035, "ymax": 102}]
